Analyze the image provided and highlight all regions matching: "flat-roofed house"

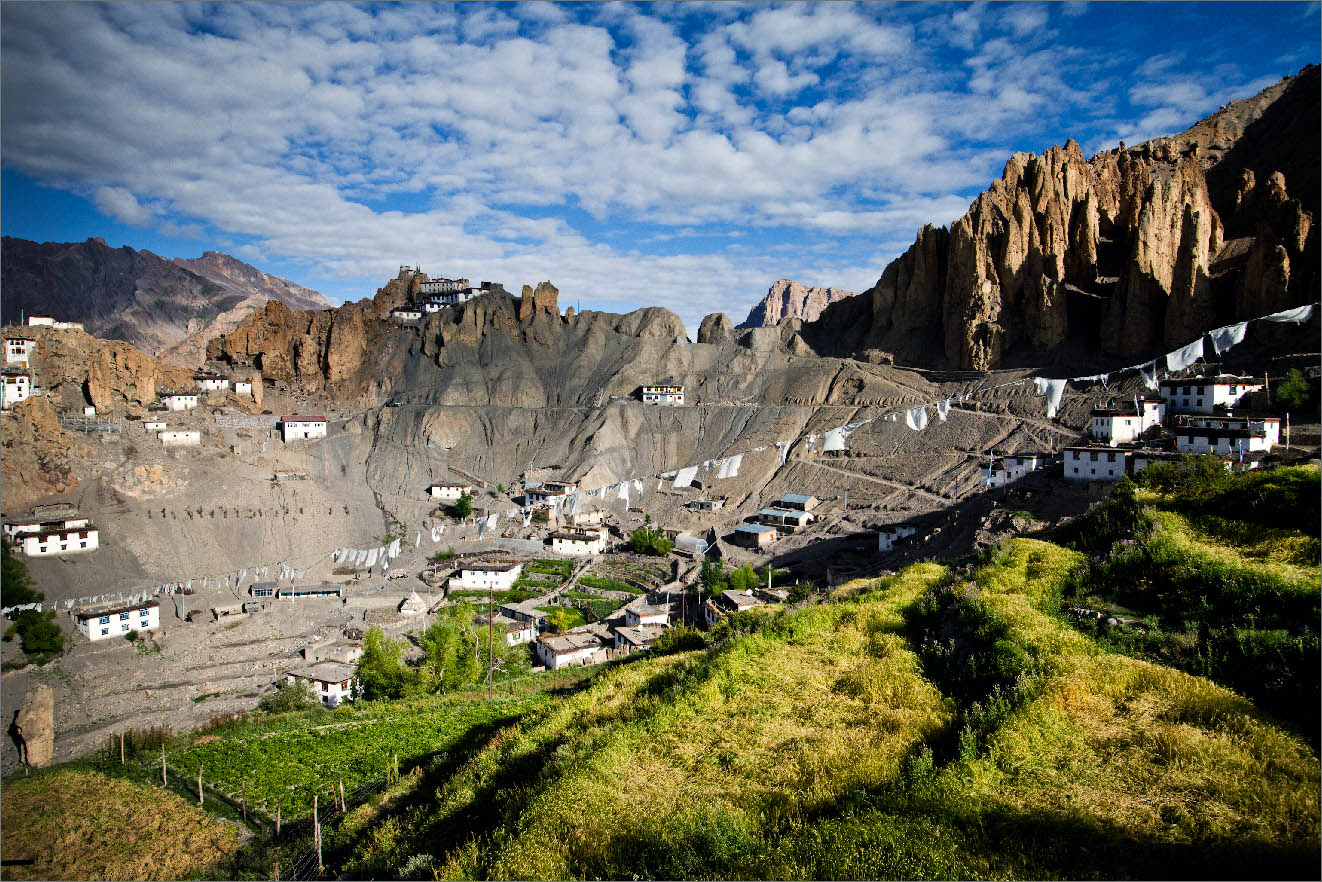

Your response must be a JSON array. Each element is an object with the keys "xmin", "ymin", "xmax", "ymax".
[
  {"xmin": 536, "ymin": 630, "xmax": 609, "ymax": 669},
  {"xmin": 285, "ymin": 661, "xmax": 358, "ymax": 707},
  {"xmin": 75, "ymin": 600, "xmax": 159, "ymax": 641},
  {"xmin": 195, "ymin": 373, "xmax": 230, "ymax": 393},
  {"xmin": 703, "ymin": 589, "xmax": 765, "ymax": 628},
  {"xmin": 1160, "ymin": 376, "xmax": 1264, "ymax": 414},
  {"xmin": 732, "ymin": 523, "xmax": 777, "ymax": 549},
  {"xmin": 389, "ymin": 307, "xmax": 423, "ymax": 322},
  {"xmin": 428, "ymin": 482, "xmax": 472, "ymax": 502},
  {"xmin": 688, "ymin": 498, "xmax": 725, "ymax": 513},
  {"xmin": 624, "ymin": 603, "xmax": 670, "ymax": 627},
  {"xmin": 456, "ymin": 561, "xmax": 523, "ymax": 590},
  {"xmin": 5, "ymin": 337, "xmax": 34, "ymax": 365},
  {"xmin": 2, "ymin": 372, "xmax": 32, "ymax": 409},
  {"xmin": 159, "ymin": 430, "xmax": 201, "ymax": 447},
  {"xmin": 985, "ymin": 454, "xmax": 1043, "ymax": 489},
  {"xmin": 776, "ymin": 493, "xmax": 819, "ymax": 511},
  {"xmin": 1063, "ymin": 447, "xmax": 1131, "ymax": 481},
  {"xmin": 15, "ymin": 522, "xmax": 99, "ymax": 556},
  {"xmin": 1089, "ymin": 397, "xmax": 1165, "ymax": 445},
  {"xmin": 526, "ymin": 481, "xmax": 577, "ymax": 505},
  {"xmin": 548, "ymin": 527, "xmax": 607, "ymax": 556},
  {"xmin": 642, "ymin": 384, "xmax": 685, "ymax": 405},
  {"xmin": 280, "ymin": 416, "xmax": 327, "ymax": 441},
  {"xmin": 1173, "ymin": 414, "xmax": 1280, "ymax": 453},
  {"xmin": 474, "ymin": 611, "xmax": 536, "ymax": 646},
  {"xmin": 234, "ymin": 380, "xmax": 254, "ymax": 399},
  {"xmin": 757, "ymin": 508, "xmax": 815, "ymax": 531},
  {"xmin": 877, "ymin": 525, "xmax": 918, "ymax": 552},
  {"xmin": 162, "ymin": 392, "xmax": 198, "ymax": 411},
  {"xmin": 614, "ymin": 623, "xmax": 667, "ymax": 655},
  {"xmin": 249, "ymin": 581, "xmax": 277, "ymax": 598}
]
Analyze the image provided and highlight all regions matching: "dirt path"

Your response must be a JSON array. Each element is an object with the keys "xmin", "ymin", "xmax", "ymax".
[{"xmin": 791, "ymin": 457, "xmax": 952, "ymax": 504}]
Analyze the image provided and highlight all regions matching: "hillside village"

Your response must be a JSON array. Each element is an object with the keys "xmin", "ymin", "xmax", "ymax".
[{"xmin": 0, "ymin": 271, "xmax": 1315, "ymax": 741}]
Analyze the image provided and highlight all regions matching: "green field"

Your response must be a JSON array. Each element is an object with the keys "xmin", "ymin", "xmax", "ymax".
[{"xmin": 332, "ymin": 531, "xmax": 1319, "ymax": 880}]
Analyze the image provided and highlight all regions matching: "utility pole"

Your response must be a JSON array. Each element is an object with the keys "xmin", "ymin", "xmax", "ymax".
[{"xmin": 488, "ymin": 584, "xmax": 494, "ymax": 700}]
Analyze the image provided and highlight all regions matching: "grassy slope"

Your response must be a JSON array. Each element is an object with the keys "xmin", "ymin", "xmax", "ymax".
[
  {"xmin": 338, "ymin": 541, "xmax": 1320, "ymax": 880},
  {"xmin": 0, "ymin": 768, "xmax": 240, "ymax": 880}
]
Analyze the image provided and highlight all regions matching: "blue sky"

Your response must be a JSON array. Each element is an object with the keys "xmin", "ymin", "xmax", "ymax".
[{"xmin": 2, "ymin": 2, "xmax": 1318, "ymax": 334}]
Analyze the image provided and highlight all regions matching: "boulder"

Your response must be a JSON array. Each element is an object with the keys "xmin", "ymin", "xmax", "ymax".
[{"xmin": 16, "ymin": 684, "xmax": 54, "ymax": 768}]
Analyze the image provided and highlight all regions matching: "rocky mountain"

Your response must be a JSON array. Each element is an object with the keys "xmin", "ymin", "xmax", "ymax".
[
  {"xmin": 0, "ymin": 237, "xmax": 330, "ymax": 367},
  {"xmin": 802, "ymin": 64, "xmax": 1320, "ymax": 370},
  {"xmin": 736, "ymin": 279, "xmax": 859, "ymax": 329}
]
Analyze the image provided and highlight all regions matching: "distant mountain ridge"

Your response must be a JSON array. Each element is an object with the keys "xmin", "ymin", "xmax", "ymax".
[
  {"xmin": 0, "ymin": 237, "xmax": 331, "ymax": 366},
  {"xmin": 736, "ymin": 279, "xmax": 859, "ymax": 329}
]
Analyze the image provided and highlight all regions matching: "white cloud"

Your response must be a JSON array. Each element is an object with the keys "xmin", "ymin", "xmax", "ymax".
[
  {"xmin": 999, "ymin": 4, "xmax": 1050, "ymax": 38},
  {"xmin": 93, "ymin": 186, "xmax": 153, "ymax": 226}
]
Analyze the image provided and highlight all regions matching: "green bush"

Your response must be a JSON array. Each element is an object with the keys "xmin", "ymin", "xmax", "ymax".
[
  {"xmin": 654, "ymin": 624, "xmax": 708, "ymax": 653},
  {"xmin": 452, "ymin": 492, "xmax": 473, "ymax": 519},
  {"xmin": 259, "ymin": 680, "xmax": 322, "ymax": 713},
  {"xmin": 629, "ymin": 527, "xmax": 673, "ymax": 556}
]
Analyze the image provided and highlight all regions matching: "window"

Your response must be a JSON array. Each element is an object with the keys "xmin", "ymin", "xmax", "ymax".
[
  {"xmin": 119, "ymin": 612, "xmax": 130, "ymax": 620},
  {"xmin": 99, "ymin": 616, "xmax": 110, "ymax": 624},
  {"xmin": 101, "ymin": 628, "xmax": 109, "ymax": 635},
  {"xmin": 121, "ymin": 623, "xmax": 129, "ymax": 631},
  {"xmin": 1196, "ymin": 399, "xmax": 1203, "ymax": 407},
  {"xmin": 1107, "ymin": 453, "xmax": 1116, "ymax": 462},
  {"xmin": 140, "ymin": 608, "xmax": 149, "ymax": 617}
]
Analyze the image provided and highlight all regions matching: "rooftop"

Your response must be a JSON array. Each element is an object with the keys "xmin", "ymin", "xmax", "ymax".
[
  {"xmin": 287, "ymin": 661, "xmax": 357, "ymax": 683},
  {"xmin": 461, "ymin": 561, "xmax": 522, "ymax": 573},
  {"xmin": 779, "ymin": 493, "xmax": 816, "ymax": 505},
  {"xmin": 282, "ymin": 415, "xmax": 328, "ymax": 423},
  {"xmin": 735, "ymin": 524, "xmax": 778, "ymax": 535},
  {"xmin": 74, "ymin": 599, "xmax": 160, "ymax": 620}
]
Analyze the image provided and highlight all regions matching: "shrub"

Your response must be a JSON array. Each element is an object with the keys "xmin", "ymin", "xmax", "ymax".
[
  {"xmin": 258, "ymin": 680, "xmax": 321, "ymax": 713},
  {"xmin": 629, "ymin": 527, "xmax": 673, "ymax": 556},
  {"xmin": 452, "ymin": 492, "xmax": 473, "ymax": 519},
  {"xmin": 654, "ymin": 624, "xmax": 708, "ymax": 653}
]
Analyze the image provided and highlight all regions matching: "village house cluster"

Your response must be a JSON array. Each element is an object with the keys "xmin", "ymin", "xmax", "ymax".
[{"xmin": 1065, "ymin": 375, "xmax": 1280, "ymax": 482}]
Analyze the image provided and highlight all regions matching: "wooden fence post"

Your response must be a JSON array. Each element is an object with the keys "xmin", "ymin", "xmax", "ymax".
[
  {"xmin": 161, "ymin": 746, "xmax": 167, "ymax": 787},
  {"xmin": 339, "ymin": 775, "xmax": 345, "ymax": 813},
  {"xmin": 120, "ymin": 731, "xmax": 125, "ymax": 764},
  {"xmin": 275, "ymin": 795, "xmax": 281, "ymax": 836},
  {"xmin": 197, "ymin": 764, "xmax": 204, "ymax": 806}
]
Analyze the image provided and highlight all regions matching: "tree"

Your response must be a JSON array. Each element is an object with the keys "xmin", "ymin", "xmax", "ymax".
[
  {"xmin": 355, "ymin": 626, "xmax": 414, "ymax": 700},
  {"xmin": 419, "ymin": 607, "xmax": 482, "ymax": 693},
  {"xmin": 787, "ymin": 582, "xmax": 813, "ymax": 604},
  {"xmin": 16, "ymin": 611, "xmax": 63, "ymax": 657},
  {"xmin": 699, "ymin": 557, "xmax": 726, "ymax": 591},
  {"xmin": 629, "ymin": 527, "xmax": 672, "ymax": 556},
  {"xmin": 452, "ymin": 492, "xmax": 473, "ymax": 519},
  {"xmin": 728, "ymin": 563, "xmax": 757, "ymax": 593},
  {"xmin": 1275, "ymin": 368, "xmax": 1312, "ymax": 410},
  {"xmin": 758, "ymin": 564, "xmax": 778, "ymax": 590},
  {"xmin": 547, "ymin": 608, "xmax": 574, "ymax": 633},
  {"xmin": 259, "ymin": 680, "xmax": 321, "ymax": 713},
  {"xmin": 1, "ymin": 541, "xmax": 41, "ymax": 607}
]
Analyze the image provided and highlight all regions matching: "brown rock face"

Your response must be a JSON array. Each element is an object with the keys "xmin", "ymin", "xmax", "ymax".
[
  {"xmin": 1, "ymin": 397, "xmax": 76, "ymax": 510},
  {"xmin": 738, "ymin": 279, "xmax": 858, "ymax": 329},
  {"xmin": 697, "ymin": 312, "xmax": 736, "ymax": 345},
  {"xmin": 803, "ymin": 66, "xmax": 1319, "ymax": 369},
  {"xmin": 16, "ymin": 685, "xmax": 54, "ymax": 767},
  {"xmin": 518, "ymin": 281, "xmax": 560, "ymax": 323}
]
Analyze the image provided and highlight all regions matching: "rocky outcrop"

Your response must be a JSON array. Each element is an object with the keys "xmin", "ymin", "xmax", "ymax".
[
  {"xmin": 737, "ymin": 279, "xmax": 858, "ymax": 329},
  {"xmin": 518, "ymin": 281, "xmax": 560, "ymax": 323},
  {"xmin": 15, "ymin": 685, "xmax": 54, "ymax": 767},
  {"xmin": 803, "ymin": 66, "xmax": 1319, "ymax": 369},
  {"xmin": 0, "ymin": 237, "xmax": 329, "ymax": 366},
  {"xmin": 17, "ymin": 327, "xmax": 194, "ymax": 414},
  {"xmin": 1, "ymin": 397, "xmax": 76, "ymax": 510},
  {"xmin": 697, "ymin": 312, "xmax": 736, "ymax": 345}
]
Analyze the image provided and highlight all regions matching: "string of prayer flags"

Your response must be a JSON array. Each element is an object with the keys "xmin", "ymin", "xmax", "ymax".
[
  {"xmin": 904, "ymin": 405, "xmax": 929, "ymax": 431},
  {"xmin": 935, "ymin": 399, "xmax": 951, "ymax": 422},
  {"xmin": 776, "ymin": 441, "xmax": 790, "ymax": 465},
  {"xmin": 1032, "ymin": 378, "xmax": 1066, "ymax": 419},
  {"xmin": 1209, "ymin": 321, "xmax": 1247, "ymax": 355},
  {"xmin": 1165, "ymin": 337, "xmax": 1204, "ymax": 372},
  {"xmin": 673, "ymin": 466, "xmax": 698, "ymax": 489},
  {"xmin": 1263, "ymin": 303, "xmax": 1314, "ymax": 323}
]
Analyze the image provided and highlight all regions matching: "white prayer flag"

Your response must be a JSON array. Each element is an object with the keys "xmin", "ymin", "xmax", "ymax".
[{"xmin": 673, "ymin": 466, "xmax": 698, "ymax": 489}]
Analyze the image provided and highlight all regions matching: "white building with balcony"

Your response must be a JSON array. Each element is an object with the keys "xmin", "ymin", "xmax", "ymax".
[{"xmin": 75, "ymin": 600, "xmax": 159, "ymax": 642}]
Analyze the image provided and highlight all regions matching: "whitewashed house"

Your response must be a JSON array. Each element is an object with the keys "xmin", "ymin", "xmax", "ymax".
[
  {"xmin": 27, "ymin": 316, "xmax": 84, "ymax": 330},
  {"xmin": 1089, "ymin": 398, "xmax": 1165, "ymax": 445},
  {"xmin": 3, "ymin": 516, "xmax": 89, "ymax": 541},
  {"xmin": 703, "ymin": 589, "xmax": 765, "ymax": 628},
  {"xmin": 1176, "ymin": 414, "xmax": 1281, "ymax": 448},
  {"xmin": 642, "ymin": 384, "xmax": 685, "ymax": 405},
  {"xmin": 877, "ymin": 525, "xmax": 918, "ymax": 552},
  {"xmin": 474, "ymin": 611, "xmax": 536, "ymax": 646},
  {"xmin": 280, "ymin": 416, "xmax": 327, "ymax": 441},
  {"xmin": 428, "ymin": 482, "xmax": 472, "ymax": 502},
  {"xmin": 159, "ymin": 430, "xmax": 201, "ymax": 447},
  {"xmin": 564, "ymin": 509, "xmax": 605, "ymax": 527},
  {"xmin": 688, "ymin": 498, "xmax": 726, "ymax": 513},
  {"xmin": 985, "ymin": 454, "xmax": 1042, "ymax": 489},
  {"xmin": 234, "ymin": 380, "xmax": 254, "ymax": 399},
  {"xmin": 195, "ymin": 373, "xmax": 230, "ymax": 393},
  {"xmin": 1159, "ymin": 376, "xmax": 1264, "ymax": 414},
  {"xmin": 14, "ymin": 521, "xmax": 99, "ymax": 556},
  {"xmin": 548, "ymin": 527, "xmax": 607, "ymax": 556},
  {"xmin": 143, "ymin": 421, "xmax": 167, "ymax": 431},
  {"xmin": 526, "ymin": 481, "xmax": 577, "ymax": 505},
  {"xmin": 2, "ymin": 373, "xmax": 31, "ymax": 409},
  {"xmin": 389, "ymin": 307, "xmax": 423, "ymax": 322},
  {"xmin": 162, "ymin": 393, "xmax": 198, "ymax": 411},
  {"xmin": 536, "ymin": 630, "xmax": 608, "ymax": 669},
  {"xmin": 614, "ymin": 623, "xmax": 667, "ymax": 655},
  {"xmin": 624, "ymin": 603, "xmax": 669, "ymax": 627},
  {"xmin": 456, "ymin": 561, "xmax": 523, "ymax": 591},
  {"xmin": 1174, "ymin": 426, "xmax": 1275, "ymax": 456},
  {"xmin": 5, "ymin": 337, "xmax": 34, "ymax": 365},
  {"xmin": 285, "ymin": 661, "xmax": 358, "ymax": 707},
  {"xmin": 1063, "ymin": 447, "xmax": 1131, "ymax": 481},
  {"xmin": 418, "ymin": 278, "xmax": 467, "ymax": 295},
  {"xmin": 75, "ymin": 600, "xmax": 159, "ymax": 641}
]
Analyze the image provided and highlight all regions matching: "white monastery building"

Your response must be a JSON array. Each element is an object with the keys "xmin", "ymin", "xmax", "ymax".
[
  {"xmin": 9, "ymin": 518, "xmax": 98, "ymax": 556},
  {"xmin": 526, "ymin": 481, "xmax": 577, "ymax": 505},
  {"xmin": 2, "ymin": 373, "xmax": 32, "ymax": 409},
  {"xmin": 1064, "ymin": 447, "xmax": 1131, "ymax": 481},
  {"xmin": 162, "ymin": 393, "xmax": 198, "ymax": 411},
  {"xmin": 1089, "ymin": 398, "xmax": 1165, "ymax": 445},
  {"xmin": 5, "ymin": 337, "xmax": 34, "ymax": 365},
  {"xmin": 195, "ymin": 373, "xmax": 230, "ymax": 393},
  {"xmin": 234, "ymin": 380, "xmax": 253, "ymax": 398},
  {"xmin": 642, "ymin": 384, "xmax": 685, "ymax": 405},
  {"xmin": 280, "ymin": 416, "xmax": 328, "ymax": 442},
  {"xmin": 1160, "ymin": 376, "xmax": 1264, "ymax": 414},
  {"xmin": 76, "ymin": 600, "xmax": 159, "ymax": 642}
]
